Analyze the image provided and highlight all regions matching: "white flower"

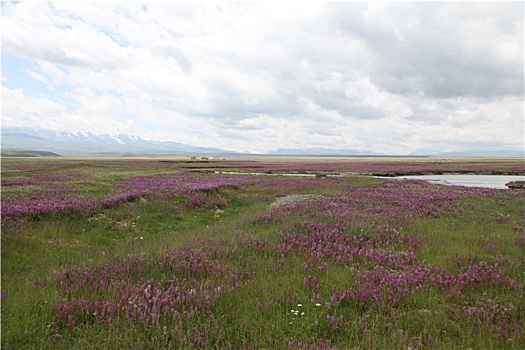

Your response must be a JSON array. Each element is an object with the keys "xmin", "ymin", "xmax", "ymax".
[
  {"xmin": 297, "ymin": 303, "xmax": 302, "ymax": 307},
  {"xmin": 315, "ymin": 303, "xmax": 321, "ymax": 307}
]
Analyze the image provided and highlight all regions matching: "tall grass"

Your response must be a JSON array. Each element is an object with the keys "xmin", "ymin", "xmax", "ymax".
[{"xmin": 1, "ymin": 157, "xmax": 524, "ymax": 349}]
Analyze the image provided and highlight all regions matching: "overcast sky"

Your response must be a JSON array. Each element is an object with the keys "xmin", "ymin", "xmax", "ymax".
[{"xmin": 2, "ymin": 1, "xmax": 523, "ymax": 154}]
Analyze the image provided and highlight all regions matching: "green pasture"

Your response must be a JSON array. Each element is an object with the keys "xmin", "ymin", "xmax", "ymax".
[{"xmin": 1, "ymin": 157, "xmax": 524, "ymax": 349}]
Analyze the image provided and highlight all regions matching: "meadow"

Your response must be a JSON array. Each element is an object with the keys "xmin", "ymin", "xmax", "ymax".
[{"xmin": 1, "ymin": 156, "xmax": 524, "ymax": 349}]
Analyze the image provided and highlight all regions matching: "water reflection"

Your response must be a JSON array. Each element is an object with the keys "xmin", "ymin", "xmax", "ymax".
[
  {"xmin": 393, "ymin": 175, "xmax": 525, "ymax": 189},
  {"xmin": 216, "ymin": 171, "xmax": 524, "ymax": 189}
]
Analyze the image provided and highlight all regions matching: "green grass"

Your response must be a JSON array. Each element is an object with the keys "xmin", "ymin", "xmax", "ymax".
[
  {"xmin": 413, "ymin": 195, "xmax": 525, "ymax": 268},
  {"xmin": 2, "ymin": 157, "xmax": 524, "ymax": 349}
]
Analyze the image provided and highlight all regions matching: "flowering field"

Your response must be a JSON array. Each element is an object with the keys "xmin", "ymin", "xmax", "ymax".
[{"xmin": 1, "ymin": 157, "xmax": 524, "ymax": 349}]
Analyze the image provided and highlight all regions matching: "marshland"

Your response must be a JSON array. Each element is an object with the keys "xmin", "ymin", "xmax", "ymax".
[{"xmin": 1, "ymin": 156, "xmax": 524, "ymax": 349}]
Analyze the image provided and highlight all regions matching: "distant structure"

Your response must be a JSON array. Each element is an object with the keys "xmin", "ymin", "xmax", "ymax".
[{"xmin": 190, "ymin": 156, "xmax": 214, "ymax": 160}]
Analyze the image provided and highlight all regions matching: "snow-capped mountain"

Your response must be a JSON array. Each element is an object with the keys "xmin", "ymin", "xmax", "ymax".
[
  {"xmin": 2, "ymin": 127, "xmax": 523, "ymax": 157},
  {"xmin": 1, "ymin": 127, "xmax": 237, "ymax": 156}
]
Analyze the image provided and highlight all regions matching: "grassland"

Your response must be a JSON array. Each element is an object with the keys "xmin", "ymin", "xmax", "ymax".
[{"xmin": 1, "ymin": 156, "xmax": 524, "ymax": 349}]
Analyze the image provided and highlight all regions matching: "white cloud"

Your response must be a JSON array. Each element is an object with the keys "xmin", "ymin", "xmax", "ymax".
[
  {"xmin": 1, "ymin": 1, "xmax": 523, "ymax": 154},
  {"xmin": 26, "ymin": 69, "xmax": 49, "ymax": 84},
  {"xmin": 2, "ymin": 87, "xmax": 67, "ymax": 129},
  {"xmin": 2, "ymin": 1, "xmax": 127, "ymax": 69}
]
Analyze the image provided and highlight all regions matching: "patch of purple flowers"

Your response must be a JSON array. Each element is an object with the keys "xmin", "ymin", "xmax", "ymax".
[{"xmin": 54, "ymin": 249, "xmax": 250, "ymax": 329}]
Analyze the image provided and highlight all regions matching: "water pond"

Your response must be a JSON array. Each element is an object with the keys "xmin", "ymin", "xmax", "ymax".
[
  {"xmin": 217, "ymin": 171, "xmax": 524, "ymax": 189},
  {"xmin": 391, "ymin": 175, "xmax": 525, "ymax": 189}
]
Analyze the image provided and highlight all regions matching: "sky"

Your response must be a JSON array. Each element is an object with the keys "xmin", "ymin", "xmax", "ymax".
[{"xmin": 1, "ymin": 1, "xmax": 524, "ymax": 154}]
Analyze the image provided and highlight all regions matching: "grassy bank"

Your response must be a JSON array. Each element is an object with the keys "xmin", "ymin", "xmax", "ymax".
[{"xmin": 1, "ymin": 157, "xmax": 524, "ymax": 349}]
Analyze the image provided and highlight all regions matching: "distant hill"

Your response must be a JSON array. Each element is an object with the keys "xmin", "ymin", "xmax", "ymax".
[
  {"xmin": 1, "ymin": 149, "xmax": 62, "ymax": 157},
  {"xmin": 2, "ymin": 127, "xmax": 522, "ymax": 158},
  {"xmin": 437, "ymin": 150, "xmax": 524, "ymax": 157},
  {"xmin": 1, "ymin": 127, "xmax": 238, "ymax": 157},
  {"xmin": 270, "ymin": 147, "xmax": 524, "ymax": 157},
  {"xmin": 269, "ymin": 147, "xmax": 383, "ymax": 156},
  {"xmin": 410, "ymin": 149, "xmax": 525, "ymax": 157}
]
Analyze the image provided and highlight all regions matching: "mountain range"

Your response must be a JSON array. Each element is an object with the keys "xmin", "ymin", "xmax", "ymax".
[
  {"xmin": 1, "ymin": 127, "xmax": 523, "ymax": 157},
  {"xmin": 269, "ymin": 148, "xmax": 383, "ymax": 156},
  {"xmin": 1, "ymin": 127, "xmax": 237, "ymax": 157}
]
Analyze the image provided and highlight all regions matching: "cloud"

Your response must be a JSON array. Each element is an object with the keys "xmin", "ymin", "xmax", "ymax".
[
  {"xmin": 1, "ymin": 1, "xmax": 523, "ymax": 154},
  {"xmin": 363, "ymin": 2, "xmax": 524, "ymax": 99},
  {"xmin": 2, "ymin": 2, "xmax": 127, "ymax": 69}
]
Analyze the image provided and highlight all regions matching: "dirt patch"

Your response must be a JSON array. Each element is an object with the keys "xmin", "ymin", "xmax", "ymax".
[{"xmin": 269, "ymin": 194, "xmax": 323, "ymax": 209}]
